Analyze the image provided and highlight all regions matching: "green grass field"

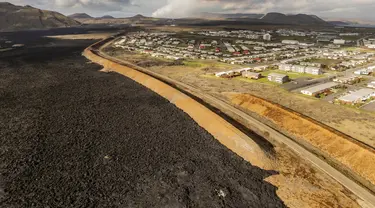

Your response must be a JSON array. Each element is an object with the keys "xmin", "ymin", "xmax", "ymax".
[
  {"xmin": 264, "ymin": 70, "xmax": 325, "ymax": 79},
  {"xmin": 200, "ymin": 73, "xmax": 280, "ymax": 86},
  {"xmin": 307, "ymin": 58, "xmax": 342, "ymax": 67}
]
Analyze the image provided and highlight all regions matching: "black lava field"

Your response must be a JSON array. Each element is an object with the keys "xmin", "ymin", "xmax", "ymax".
[{"xmin": 0, "ymin": 32, "xmax": 285, "ymax": 208}]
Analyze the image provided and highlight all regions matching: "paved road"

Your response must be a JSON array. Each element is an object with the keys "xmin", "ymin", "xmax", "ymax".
[{"xmin": 0, "ymin": 38, "xmax": 285, "ymax": 207}]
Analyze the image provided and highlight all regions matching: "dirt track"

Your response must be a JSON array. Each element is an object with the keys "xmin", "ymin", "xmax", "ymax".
[{"xmin": 0, "ymin": 38, "xmax": 285, "ymax": 207}]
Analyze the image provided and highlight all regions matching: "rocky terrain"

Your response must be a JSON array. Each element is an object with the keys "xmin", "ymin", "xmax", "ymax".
[
  {"xmin": 0, "ymin": 32, "xmax": 285, "ymax": 208},
  {"xmin": 0, "ymin": 2, "xmax": 80, "ymax": 31}
]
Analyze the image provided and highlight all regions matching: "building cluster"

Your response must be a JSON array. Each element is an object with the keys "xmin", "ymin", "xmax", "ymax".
[
  {"xmin": 214, "ymin": 67, "xmax": 263, "ymax": 79},
  {"xmin": 354, "ymin": 66, "xmax": 375, "ymax": 75},
  {"xmin": 196, "ymin": 30, "xmax": 272, "ymax": 40},
  {"xmin": 213, "ymin": 67, "xmax": 291, "ymax": 84},
  {"xmin": 337, "ymin": 89, "xmax": 375, "ymax": 104},
  {"xmin": 363, "ymin": 38, "xmax": 375, "ymax": 49},
  {"xmin": 333, "ymin": 75, "xmax": 362, "ymax": 84},
  {"xmin": 275, "ymin": 29, "xmax": 316, "ymax": 37},
  {"xmin": 277, "ymin": 63, "xmax": 322, "ymax": 75},
  {"xmin": 113, "ymin": 31, "xmax": 320, "ymax": 64}
]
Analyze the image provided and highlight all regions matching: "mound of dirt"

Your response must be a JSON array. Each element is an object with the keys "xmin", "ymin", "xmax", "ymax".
[{"xmin": 226, "ymin": 92, "xmax": 375, "ymax": 191}]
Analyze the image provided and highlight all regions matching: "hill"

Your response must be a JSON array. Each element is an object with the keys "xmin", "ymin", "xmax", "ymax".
[
  {"xmin": 328, "ymin": 21, "xmax": 350, "ymax": 26},
  {"xmin": 128, "ymin": 14, "xmax": 149, "ymax": 21},
  {"xmin": 68, "ymin": 13, "xmax": 93, "ymax": 19},
  {"xmin": 198, "ymin": 12, "xmax": 264, "ymax": 20},
  {"xmin": 0, "ymin": 2, "xmax": 80, "ymax": 31},
  {"xmin": 99, "ymin": 15, "xmax": 115, "ymax": 19},
  {"xmin": 261, "ymin": 12, "xmax": 330, "ymax": 25}
]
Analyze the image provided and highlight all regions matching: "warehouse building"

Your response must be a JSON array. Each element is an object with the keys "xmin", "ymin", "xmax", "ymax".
[
  {"xmin": 338, "ymin": 89, "xmax": 375, "ymax": 104},
  {"xmin": 268, "ymin": 73, "xmax": 289, "ymax": 83},
  {"xmin": 301, "ymin": 82, "xmax": 338, "ymax": 96}
]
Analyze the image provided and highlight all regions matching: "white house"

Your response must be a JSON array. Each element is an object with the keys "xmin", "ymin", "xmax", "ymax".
[
  {"xmin": 263, "ymin": 33, "xmax": 272, "ymax": 41},
  {"xmin": 282, "ymin": 40, "xmax": 299, "ymax": 45},
  {"xmin": 333, "ymin": 39, "xmax": 346, "ymax": 45},
  {"xmin": 338, "ymin": 89, "xmax": 375, "ymax": 103},
  {"xmin": 301, "ymin": 82, "xmax": 338, "ymax": 96}
]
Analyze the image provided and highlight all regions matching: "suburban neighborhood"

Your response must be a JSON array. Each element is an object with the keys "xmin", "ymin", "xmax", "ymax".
[{"xmin": 111, "ymin": 30, "xmax": 375, "ymax": 111}]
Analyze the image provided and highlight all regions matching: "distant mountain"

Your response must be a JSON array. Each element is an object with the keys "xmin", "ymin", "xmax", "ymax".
[
  {"xmin": 328, "ymin": 21, "xmax": 350, "ymax": 26},
  {"xmin": 0, "ymin": 2, "xmax": 81, "ymax": 31},
  {"xmin": 129, "ymin": 14, "xmax": 148, "ymax": 21},
  {"xmin": 261, "ymin": 12, "xmax": 330, "ymax": 25},
  {"xmin": 198, "ymin": 12, "xmax": 264, "ymax": 20},
  {"xmin": 99, "ymin": 15, "xmax": 115, "ymax": 19},
  {"xmin": 68, "ymin": 13, "xmax": 93, "ymax": 19}
]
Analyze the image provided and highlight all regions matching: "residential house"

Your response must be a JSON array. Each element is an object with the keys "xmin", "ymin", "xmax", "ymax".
[
  {"xmin": 242, "ymin": 71, "xmax": 261, "ymax": 80},
  {"xmin": 268, "ymin": 73, "xmax": 290, "ymax": 83},
  {"xmin": 338, "ymin": 89, "xmax": 375, "ymax": 104},
  {"xmin": 301, "ymin": 82, "xmax": 338, "ymax": 96}
]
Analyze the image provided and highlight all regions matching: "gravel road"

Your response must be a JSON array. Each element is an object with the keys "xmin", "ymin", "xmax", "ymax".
[{"xmin": 0, "ymin": 38, "xmax": 285, "ymax": 207}]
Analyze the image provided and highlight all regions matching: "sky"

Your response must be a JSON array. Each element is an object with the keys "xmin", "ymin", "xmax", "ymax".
[{"xmin": 6, "ymin": 0, "xmax": 375, "ymax": 21}]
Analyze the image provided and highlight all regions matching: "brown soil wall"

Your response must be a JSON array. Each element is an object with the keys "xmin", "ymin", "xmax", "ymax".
[
  {"xmin": 228, "ymin": 93, "xmax": 375, "ymax": 192},
  {"xmin": 83, "ymin": 46, "xmax": 271, "ymax": 170}
]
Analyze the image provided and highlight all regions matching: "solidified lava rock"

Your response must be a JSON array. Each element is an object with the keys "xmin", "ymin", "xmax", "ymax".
[{"xmin": 0, "ymin": 34, "xmax": 285, "ymax": 208}]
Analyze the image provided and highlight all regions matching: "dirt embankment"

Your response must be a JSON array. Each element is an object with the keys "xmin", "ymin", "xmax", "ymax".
[{"xmin": 226, "ymin": 92, "xmax": 375, "ymax": 191}]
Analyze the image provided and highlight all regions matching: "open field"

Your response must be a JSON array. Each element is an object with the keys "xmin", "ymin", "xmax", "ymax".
[{"xmin": 130, "ymin": 55, "xmax": 375, "ymax": 147}]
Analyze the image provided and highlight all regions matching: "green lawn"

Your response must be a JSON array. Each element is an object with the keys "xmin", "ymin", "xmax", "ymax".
[
  {"xmin": 263, "ymin": 70, "xmax": 325, "ymax": 79},
  {"xmin": 234, "ymin": 76, "xmax": 280, "ymax": 86},
  {"xmin": 307, "ymin": 58, "xmax": 342, "ymax": 67},
  {"xmin": 200, "ymin": 74, "xmax": 280, "ymax": 86}
]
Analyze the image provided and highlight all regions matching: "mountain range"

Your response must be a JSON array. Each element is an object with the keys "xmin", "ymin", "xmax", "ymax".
[
  {"xmin": 0, "ymin": 2, "xmax": 339, "ymax": 31},
  {"xmin": 70, "ymin": 12, "xmax": 331, "ymax": 26},
  {"xmin": 260, "ymin": 13, "xmax": 329, "ymax": 25},
  {"xmin": 0, "ymin": 2, "xmax": 80, "ymax": 31}
]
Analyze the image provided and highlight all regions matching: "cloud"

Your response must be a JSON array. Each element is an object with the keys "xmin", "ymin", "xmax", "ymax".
[
  {"xmin": 55, "ymin": 0, "xmax": 132, "ymax": 10},
  {"xmin": 152, "ymin": 0, "xmax": 204, "ymax": 18},
  {"xmin": 5, "ymin": 0, "xmax": 375, "ymax": 21}
]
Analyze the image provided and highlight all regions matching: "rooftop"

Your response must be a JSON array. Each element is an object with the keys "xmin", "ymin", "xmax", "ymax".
[
  {"xmin": 302, "ymin": 82, "xmax": 338, "ymax": 94},
  {"xmin": 268, "ymin": 73, "xmax": 288, "ymax": 78},
  {"xmin": 339, "ymin": 88, "xmax": 375, "ymax": 102}
]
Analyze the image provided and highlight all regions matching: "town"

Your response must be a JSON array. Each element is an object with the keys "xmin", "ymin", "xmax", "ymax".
[{"xmin": 111, "ymin": 30, "xmax": 375, "ymax": 112}]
